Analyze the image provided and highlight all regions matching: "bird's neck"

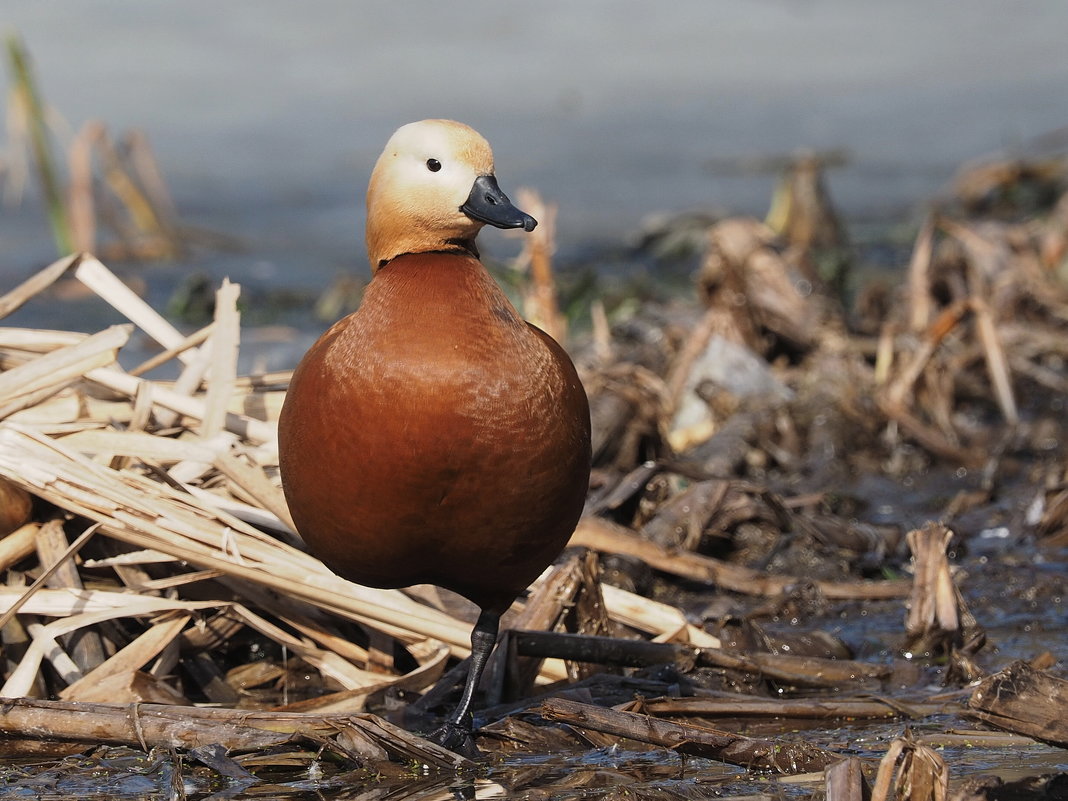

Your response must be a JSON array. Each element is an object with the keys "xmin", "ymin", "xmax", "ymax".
[
  {"xmin": 365, "ymin": 198, "xmax": 482, "ymax": 272},
  {"xmin": 363, "ymin": 252, "xmax": 525, "ymax": 333}
]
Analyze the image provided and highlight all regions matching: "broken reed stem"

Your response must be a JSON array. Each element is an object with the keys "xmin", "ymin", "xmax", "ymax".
[
  {"xmin": 826, "ymin": 757, "xmax": 870, "ymax": 801},
  {"xmin": 68, "ymin": 121, "xmax": 103, "ymax": 254},
  {"xmin": 0, "ymin": 323, "xmax": 130, "ymax": 410},
  {"xmin": 4, "ymin": 35, "xmax": 73, "ymax": 255},
  {"xmin": 0, "ymin": 253, "xmax": 81, "ymax": 321},
  {"xmin": 907, "ymin": 215, "xmax": 936, "ymax": 332},
  {"xmin": 59, "ymin": 612, "xmax": 190, "ymax": 700},
  {"xmin": 571, "ymin": 515, "xmax": 910, "ymax": 600},
  {"xmin": 883, "ymin": 300, "xmax": 969, "ymax": 411},
  {"xmin": 74, "ymin": 256, "xmax": 195, "ymax": 364},
  {"xmin": 124, "ymin": 129, "xmax": 179, "ymax": 227},
  {"xmin": 85, "ymin": 366, "xmax": 276, "ymax": 446},
  {"xmin": 0, "ymin": 697, "xmax": 467, "ymax": 768},
  {"xmin": 129, "ymin": 323, "xmax": 214, "ymax": 376},
  {"xmin": 537, "ymin": 697, "xmax": 841, "ymax": 773},
  {"xmin": 0, "ymin": 422, "xmax": 475, "ymax": 655},
  {"xmin": 0, "ymin": 522, "xmax": 100, "ymax": 631},
  {"xmin": 967, "ymin": 661, "xmax": 1068, "ymax": 747},
  {"xmin": 515, "ymin": 188, "xmax": 566, "ymax": 343},
  {"xmin": 0, "ymin": 523, "xmax": 40, "ymax": 572},
  {"xmin": 203, "ymin": 279, "xmax": 240, "ymax": 437},
  {"xmin": 871, "ymin": 734, "xmax": 947, "ymax": 801},
  {"xmin": 664, "ymin": 304, "xmax": 720, "ymax": 414},
  {"xmin": 96, "ymin": 128, "xmax": 164, "ymax": 238},
  {"xmin": 971, "ymin": 296, "xmax": 1019, "ymax": 425}
]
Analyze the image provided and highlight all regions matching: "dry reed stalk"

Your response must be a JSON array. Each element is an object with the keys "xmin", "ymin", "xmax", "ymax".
[
  {"xmin": 94, "ymin": 127, "xmax": 179, "ymax": 258},
  {"xmin": 130, "ymin": 569, "xmax": 224, "ymax": 593},
  {"xmin": 511, "ymin": 629, "xmax": 885, "ymax": 691},
  {"xmin": 0, "ymin": 697, "xmax": 467, "ymax": 767},
  {"xmin": 3, "ymin": 390, "xmax": 132, "ymax": 430},
  {"xmin": 23, "ymin": 620, "xmax": 81, "ymax": 686},
  {"xmin": 571, "ymin": 515, "xmax": 910, "ymax": 600},
  {"xmin": 59, "ymin": 612, "xmax": 191, "ymax": 700},
  {"xmin": 0, "ymin": 324, "xmax": 129, "ymax": 410},
  {"xmin": 967, "ymin": 661, "xmax": 1068, "ymax": 747},
  {"xmin": 970, "ymin": 296, "xmax": 1018, "ymax": 424},
  {"xmin": 67, "ymin": 121, "xmax": 102, "ymax": 253},
  {"xmin": 6, "ymin": 37, "xmax": 184, "ymax": 262},
  {"xmin": 700, "ymin": 218, "xmax": 820, "ymax": 352},
  {"xmin": 213, "ymin": 450, "xmax": 297, "ymax": 532},
  {"xmin": 36, "ymin": 518, "xmax": 106, "ymax": 672},
  {"xmin": 85, "ymin": 366, "xmax": 276, "ymax": 446},
  {"xmin": 664, "ymin": 304, "xmax": 721, "ymax": 415},
  {"xmin": 203, "ymin": 279, "xmax": 240, "ymax": 437},
  {"xmin": 0, "ymin": 423, "xmax": 505, "ymax": 678},
  {"xmin": 0, "ymin": 523, "xmax": 39, "ymax": 572},
  {"xmin": 870, "ymin": 733, "xmax": 947, "ymax": 801},
  {"xmin": 2, "ymin": 80, "xmax": 31, "ymax": 205},
  {"xmin": 129, "ymin": 323, "xmax": 214, "ymax": 377},
  {"xmin": 876, "ymin": 396, "xmax": 982, "ymax": 466},
  {"xmin": 183, "ymin": 485, "xmax": 292, "ymax": 539},
  {"xmin": 904, "ymin": 523, "xmax": 959, "ymax": 641},
  {"xmin": 5, "ymin": 35, "xmax": 72, "ymax": 255},
  {"xmin": 882, "ymin": 300, "xmax": 969, "ymax": 412},
  {"xmin": 228, "ymin": 604, "xmax": 382, "ymax": 691},
  {"xmin": 280, "ymin": 640, "xmax": 451, "ymax": 714},
  {"xmin": 589, "ymin": 298, "xmax": 612, "ymax": 363},
  {"xmin": 57, "ymin": 429, "xmax": 221, "ymax": 464},
  {"xmin": 538, "ymin": 696, "xmax": 840, "ymax": 772},
  {"xmin": 162, "ymin": 346, "xmax": 214, "ymax": 427},
  {"xmin": 124, "ymin": 130, "xmax": 179, "ymax": 228},
  {"xmin": 0, "ymin": 383, "xmax": 78, "ymax": 422},
  {"xmin": 481, "ymin": 556, "xmax": 587, "ymax": 698},
  {"xmin": 644, "ymin": 695, "xmax": 945, "ymax": 719},
  {"xmin": 826, "ymin": 758, "xmax": 869, "ymax": 801},
  {"xmin": 75, "ymin": 256, "xmax": 194, "ymax": 363},
  {"xmin": 600, "ymin": 583, "xmax": 721, "ymax": 648},
  {"xmin": 0, "ymin": 329, "xmax": 87, "ymax": 352},
  {"xmin": 906, "ymin": 216, "xmax": 936, "ymax": 332},
  {"xmin": 514, "ymin": 188, "xmax": 566, "ymax": 343},
  {"xmin": 272, "ymin": 608, "xmax": 373, "ymax": 667},
  {"xmin": 0, "ymin": 254, "xmax": 82, "ymax": 320},
  {"xmin": 0, "ymin": 523, "xmax": 100, "ymax": 633},
  {"xmin": 1, "ymin": 590, "xmax": 222, "ymax": 697}
]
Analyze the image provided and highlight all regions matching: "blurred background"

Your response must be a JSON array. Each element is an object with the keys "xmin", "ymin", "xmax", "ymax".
[{"xmin": 2, "ymin": 0, "xmax": 1067, "ymax": 365}]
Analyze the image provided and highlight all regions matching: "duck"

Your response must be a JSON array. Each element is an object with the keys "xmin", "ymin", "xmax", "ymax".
[{"xmin": 277, "ymin": 119, "xmax": 592, "ymax": 755}]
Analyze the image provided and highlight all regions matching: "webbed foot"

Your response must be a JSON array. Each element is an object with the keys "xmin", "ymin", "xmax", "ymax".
[{"xmin": 427, "ymin": 720, "xmax": 480, "ymax": 759}]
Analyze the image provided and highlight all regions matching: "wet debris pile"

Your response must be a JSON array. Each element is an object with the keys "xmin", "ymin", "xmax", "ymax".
[{"xmin": 0, "ymin": 157, "xmax": 1064, "ymax": 798}]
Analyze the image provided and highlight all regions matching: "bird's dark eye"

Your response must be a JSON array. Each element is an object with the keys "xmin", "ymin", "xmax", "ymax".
[{"xmin": 426, "ymin": 158, "xmax": 442, "ymax": 172}]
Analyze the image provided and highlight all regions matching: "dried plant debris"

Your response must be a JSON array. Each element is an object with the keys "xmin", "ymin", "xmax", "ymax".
[
  {"xmin": 4, "ymin": 36, "xmax": 191, "ymax": 261},
  {"xmin": 871, "ymin": 730, "xmax": 949, "ymax": 801},
  {"xmin": 0, "ymin": 145, "xmax": 1065, "ymax": 797},
  {"xmin": 967, "ymin": 661, "xmax": 1068, "ymax": 749}
]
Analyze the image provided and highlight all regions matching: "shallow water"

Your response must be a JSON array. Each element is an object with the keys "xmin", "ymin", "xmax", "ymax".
[
  {"xmin": 3, "ymin": 0, "xmax": 1068, "ymax": 343},
  {"xmin": 2, "ymin": 733, "xmax": 1065, "ymax": 800}
]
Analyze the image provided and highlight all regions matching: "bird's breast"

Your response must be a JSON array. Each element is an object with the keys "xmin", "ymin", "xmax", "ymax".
[{"xmin": 278, "ymin": 254, "xmax": 591, "ymax": 610}]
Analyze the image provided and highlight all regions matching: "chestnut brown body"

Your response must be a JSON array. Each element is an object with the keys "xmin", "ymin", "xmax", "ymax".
[{"xmin": 278, "ymin": 252, "xmax": 591, "ymax": 614}]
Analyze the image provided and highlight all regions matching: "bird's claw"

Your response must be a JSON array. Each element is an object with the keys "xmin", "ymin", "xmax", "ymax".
[{"xmin": 427, "ymin": 720, "xmax": 480, "ymax": 758}]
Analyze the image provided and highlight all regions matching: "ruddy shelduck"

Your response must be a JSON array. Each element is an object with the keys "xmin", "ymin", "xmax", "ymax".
[{"xmin": 278, "ymin": 119, "xmax": 592, "ymax": 755}]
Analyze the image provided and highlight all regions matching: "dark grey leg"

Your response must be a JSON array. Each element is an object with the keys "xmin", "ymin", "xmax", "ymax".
[{"xmin": 427, "ymin": 609, "xmax": 499, "ymax": 757}]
